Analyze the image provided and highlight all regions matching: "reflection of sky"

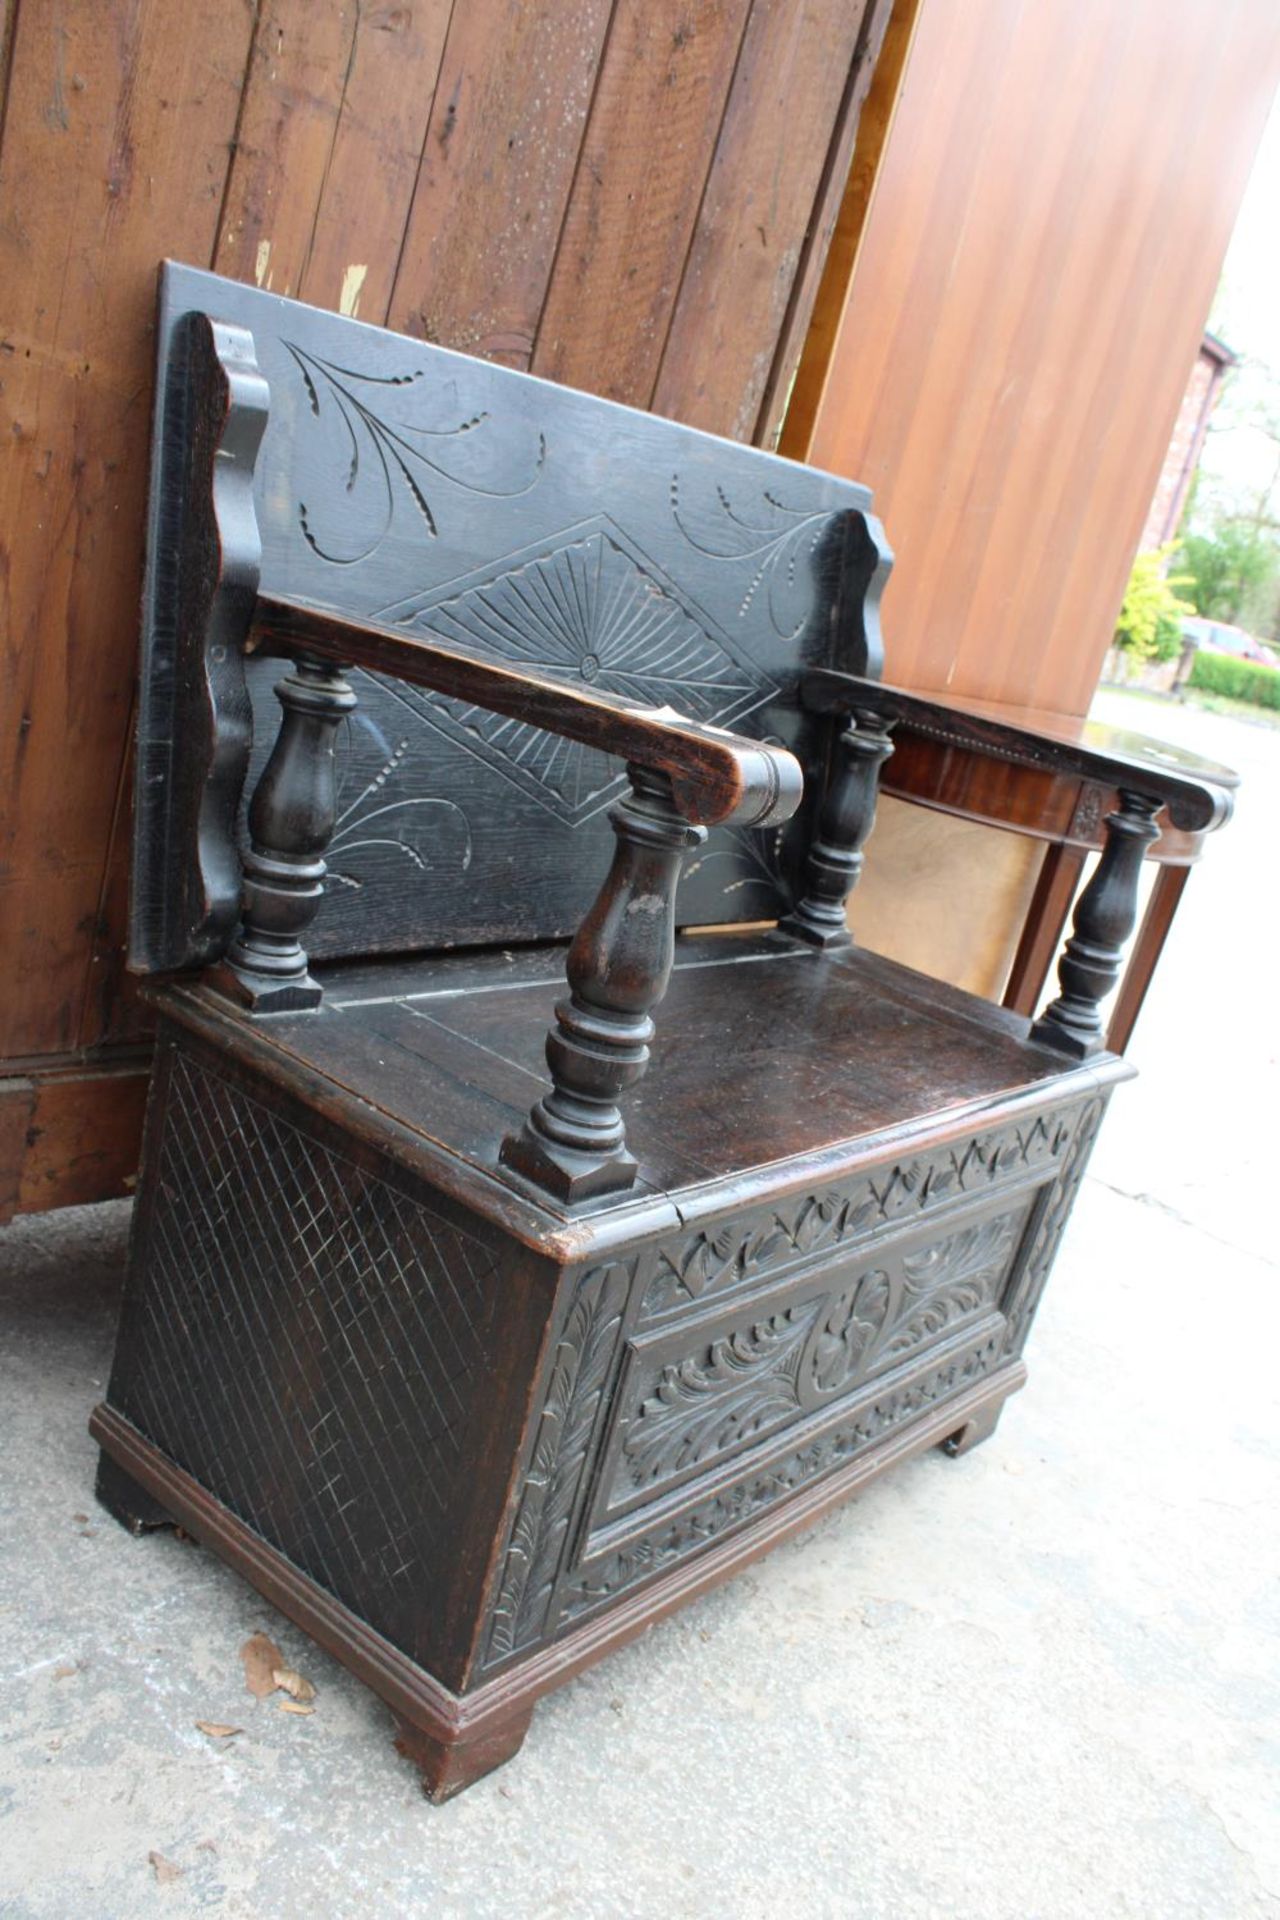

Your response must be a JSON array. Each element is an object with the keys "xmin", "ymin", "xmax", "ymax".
[
  {"xmin": 1194, "ymin": 90, "xmax": 1280, "ymax": 517},
  {"xmin": 1213, "ymin": 90, "xmax": 1280, "ymax": 365}
]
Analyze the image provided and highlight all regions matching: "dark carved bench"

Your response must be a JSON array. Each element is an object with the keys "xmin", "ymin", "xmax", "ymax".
[{"xmin": 92, "ymin": 263, "xmax": 1236, "ymax": 1800}]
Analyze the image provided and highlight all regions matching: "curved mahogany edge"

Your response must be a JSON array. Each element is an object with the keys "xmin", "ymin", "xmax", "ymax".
[
  {"xmin": 250, "ymin": 593, "xmax": 802, "ymax": 831},
  {"xmin": 92, "ymin": 1360, "xmax": 1024, "ymax": 1798},
  {"xmin": 802, "ymin": 670, "xmax": 1237, "ymax": 834}
]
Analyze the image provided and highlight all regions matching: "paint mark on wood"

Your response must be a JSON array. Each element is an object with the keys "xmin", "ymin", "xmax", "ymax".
[
  {"xmin": 254, "ymin": 240, "xmax": 272, "ymax": 288},
  {"xmin": 339, "ymin": 264, "xmax": 368, "ymax": 318}
]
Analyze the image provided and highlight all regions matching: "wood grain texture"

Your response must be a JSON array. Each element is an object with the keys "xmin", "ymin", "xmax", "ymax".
[
  {"xmin": 0, "ymin": 1056, "xmax": 151, "ymax": 1223},
  {"xmin": 213, "ymin": 0, "xmax": 361, "ymax": 298},
  {"xmin": 385, "ymin": 0, "xmax": 615, "ymax": 363},
  {"xmin": 293, "ymin": 0, "xmax": 453, "ymax": 322},
  {"xmin": 797, "ymin": 0, "xmax": 1280, "ymax": 714},
  {"xmin": 803, "ymin": 671, "xmax": 1237, "ymax": 832},
  {"xmin": 0, "ymin": 1, "xmax": 889, "ymax": 1133},
  {"xmin": 0, "ymin": 0, "xmax": 254, "ymax": 1058},
  {"xmin": 778, "ymin": 0, "xmax": 921, "ymax": 456},
  {"xmin": 654, "ymin": 0, "xmax": 881, "ymax": 441},
  {"xmin": 531, "ymin": 0, "xmax": 753, "ymax": 406}
]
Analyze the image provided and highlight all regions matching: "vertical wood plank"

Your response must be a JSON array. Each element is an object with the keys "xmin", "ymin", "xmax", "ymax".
[
  {"xmin": 295, "ymin": 0, "xmax": 454, "ymax": 323},
  {"xmin": 88, "ymin": 1, "xmax": 458, "ymax": 1048},
  {"xmin": 531, "ymin": 0, "xmax": 753, "ymax": 408},
  {"xmin": 0, "ymin": 0, "xmax": 255, "ymax": 1058},
  {"xmin": 652, "ymin": 0, "xmax": 882, "ymax": 441},
  {"xmin": 777, "ymin": 0, "xmax": 920, "ymax": 459},
  {"xmin": 213, "ymin": 0, "xmax": 361, "ymax": 297},
  {"xmin": 0, "ymin": 0, "xmax": 897, "ymax": 1198},
  {"xmin": 386, "ymin": 0, "xmax": 614, "ymax": 363}
]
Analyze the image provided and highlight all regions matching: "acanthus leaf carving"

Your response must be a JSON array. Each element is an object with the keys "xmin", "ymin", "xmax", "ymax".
[
  {"xmin": 807, "ymin": 1269, "xmax": 892, "ymax": 1396},
  {"xmin": 884, "ymin": 1211, "xmax": 1021, "ymax": 1359},
  {"xmin": 622, "ymin": 1301, "xmax": 821, "ymax": 1490},
  {"xmin": 569, "ymin": 1333, "xmax": 1007, "ymax": 1623}
]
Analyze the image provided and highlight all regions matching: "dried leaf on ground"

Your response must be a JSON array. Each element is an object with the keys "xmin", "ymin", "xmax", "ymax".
[
  {"xmin": 195, "ymin": 1722, "xmax": 243, "ymax": 1739},
  {"xmin": 148, "ymin": 1851, "xmax": 182, "ymax": 1884},
  {"xmin": 276, "ymin": 1699, "xmax": 314, "ymax": 1716},
  {"xmin": 271, "ymin": 1665, "xmax": 316, "ymax": 1703},
  {"xmin": 240, "ymin": 1632, "xmax": 284, "ymax": 1699}
]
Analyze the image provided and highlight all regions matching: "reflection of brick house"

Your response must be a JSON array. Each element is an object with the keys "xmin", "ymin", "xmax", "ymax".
[{"xmin": 1140, "ymin": 331, "xmax": 1237, "ymax": 550}]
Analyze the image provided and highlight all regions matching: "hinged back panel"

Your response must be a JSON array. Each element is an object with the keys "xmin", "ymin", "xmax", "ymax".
[{"xmin": 132, "ymin": 264, "xmax": 884, "ymax": 973}]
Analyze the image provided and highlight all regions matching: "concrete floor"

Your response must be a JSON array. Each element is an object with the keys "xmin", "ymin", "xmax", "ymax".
[{"xmin": 1, "ymin": 694, "xmax": 1276, "ymax": 1920}]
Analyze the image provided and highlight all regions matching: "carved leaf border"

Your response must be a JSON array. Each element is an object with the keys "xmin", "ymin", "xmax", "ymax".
[{"xmin": 483, "ymin": 1262, "xmax": 630, "ymax": 1664}]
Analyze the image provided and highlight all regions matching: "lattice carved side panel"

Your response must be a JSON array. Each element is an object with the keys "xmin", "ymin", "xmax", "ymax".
[{"xmin": 111, "ymin": 1047, "xmax": 503, "ymax": 1667}]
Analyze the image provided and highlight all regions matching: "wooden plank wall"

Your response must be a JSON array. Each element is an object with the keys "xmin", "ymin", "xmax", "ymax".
[
  {"xmin": 788, "ymin": 0, "xmax": 1280, "ymax": 715},
  {"xmin": 0, "ymin": 0, "xmax": 892, "ymax": 1218}
]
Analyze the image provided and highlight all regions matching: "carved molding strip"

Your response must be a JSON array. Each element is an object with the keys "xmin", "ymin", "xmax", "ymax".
[
  {"xmin": 483, "ymin": 1262, "xmax": 631, "ymax": 1665},
  {"xmin": 1002, "ymin": 1097, "xmax": 1107, "ymax": 1354},
  {"xmin": 641, "ymin": 1111, "xmax": 1073, "ymax": 1320},
  {"xmin": 566, "ymin": 1333, "xmax": 1006, "ymax": 1624}
]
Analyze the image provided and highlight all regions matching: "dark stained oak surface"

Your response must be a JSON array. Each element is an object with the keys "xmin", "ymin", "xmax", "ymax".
[
  {"xmin": 252, "ymin": 596, "xmax": 802, "ymax": 830},
  {"xmin": 133, "ymin": 265, "xmax": 880, "ymax": 975},
  {"xmin": 191, "ymin": 932, "xmax": 1118, "ymax": 1214}
]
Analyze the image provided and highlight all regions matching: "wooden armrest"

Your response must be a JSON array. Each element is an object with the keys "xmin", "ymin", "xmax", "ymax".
[
  {"xmin": 802, "ymin": 670, "xmax": 1237, "ymax": 834},
  {"xmin": 251, "ymin": 593, "xmax": 801, "ymax": 831}
]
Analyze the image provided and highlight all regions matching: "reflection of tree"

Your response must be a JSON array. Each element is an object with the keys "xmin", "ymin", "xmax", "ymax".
[{"xmin": 1187, "ymin": 353, "xmax": 1280, "ymax": 640}]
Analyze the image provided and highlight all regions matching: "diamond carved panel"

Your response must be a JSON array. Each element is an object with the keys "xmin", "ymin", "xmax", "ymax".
[{"xmin": 378, "ymin": 520, "xmax": 775, "ymax": 826}]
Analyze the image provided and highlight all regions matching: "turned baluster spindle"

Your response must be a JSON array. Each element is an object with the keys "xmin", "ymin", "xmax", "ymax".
[
  {"xmin": 218, "ymin": 654, "xmax": 356, "ymax": 1012},
  {"xmin": 501, "ymin": 763, "xmax": 704, "ymax": 1204},
  {"xmin": 1030, "ymin": 788, "xmax": 1162, "ymax": 1058},
  {"xmin": 781, "ymin": 706, "xmax": 895, "ymax": 948}
]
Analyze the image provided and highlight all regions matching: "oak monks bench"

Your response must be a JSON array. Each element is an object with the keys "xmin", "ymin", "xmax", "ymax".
[{"xmin": 91, "ymin": 263, "xmax": 1236, "ymax": 1799}]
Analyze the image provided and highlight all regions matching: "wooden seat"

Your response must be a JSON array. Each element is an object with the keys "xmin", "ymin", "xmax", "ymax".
[
  {"xmin": 92, "ymin": 263, "xmax": 1234, "ymax": 1802},
  {"xmin": 157, "ymin": 932, "xmax": 1099, "ymax": 1200}
]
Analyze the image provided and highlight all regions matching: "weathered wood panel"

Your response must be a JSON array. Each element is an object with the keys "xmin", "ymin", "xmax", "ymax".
[
  {"xmin": 531, "ymin": 0, "xmax": 754, "ymax": 405},
  {"xmin": 295, "ymin": 0, "xmax": 452, "ymax": 322},
  {"xmin": 385, "ymin": 1, "xmax": 615, "ymax": 362},
  {"xmin": 0, "ymin": 0, "xmax": 894, "ymax": 1212},
  {"xmin": 794, "ymin": 0, "xmax": 1280, "ymax": 715},
  {"xmin": 0, "ymin": 0, "xmax": 256, "ymax": 1061},
  {"xmin": 654, "ymin": 0, "xmax": 890, "ymax": 442},
  {"xmin": 213, "ymin": 1, "xmax": 361, "ymax": 298}
]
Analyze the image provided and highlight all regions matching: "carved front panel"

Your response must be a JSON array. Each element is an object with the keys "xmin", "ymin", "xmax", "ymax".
[
  {"xmin": 640, "ymin": 1108, "xmax": 1075, "ymax": 1322},
  {"xmin": 477, "ymin": 1096, "xmax": 1108, "ymax": 1671},
  {"xmin": 562, "ymin": 1328, "xmax": 1008, "ymax": 1627},
  {"xmin": 602, "ymin": 1199, "xmax": 1030, "ymax": 1521}
]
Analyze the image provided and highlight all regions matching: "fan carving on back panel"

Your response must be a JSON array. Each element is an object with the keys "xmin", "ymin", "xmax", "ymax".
[{"xmin": 377, "ymin": 520, "xmax": 774, "ymax": 827}]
